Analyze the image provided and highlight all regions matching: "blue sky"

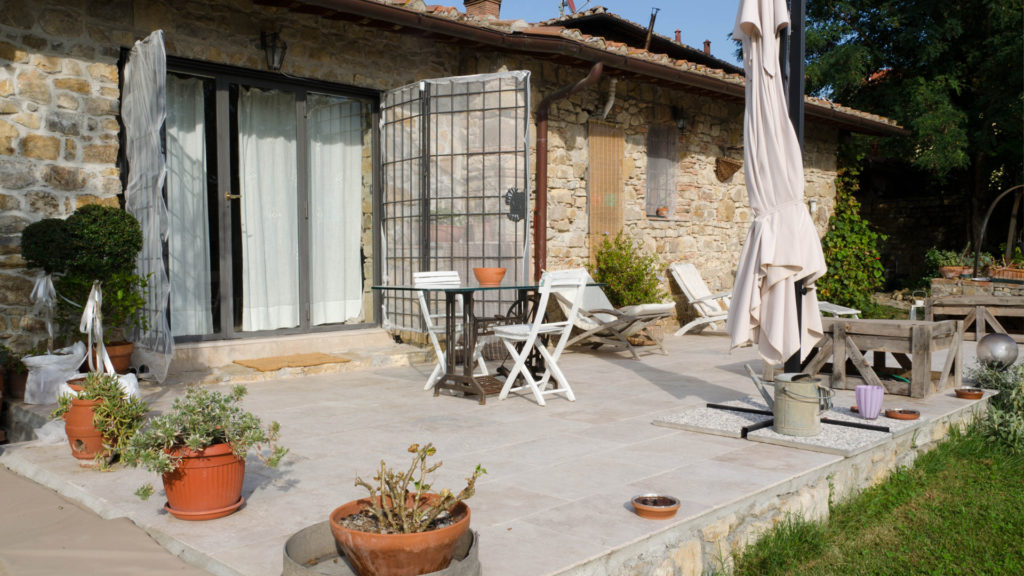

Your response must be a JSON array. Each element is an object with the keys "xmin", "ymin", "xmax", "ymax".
[{"xmin": 432, "ymin": 1, "xmax": 742, "ymax": 64}]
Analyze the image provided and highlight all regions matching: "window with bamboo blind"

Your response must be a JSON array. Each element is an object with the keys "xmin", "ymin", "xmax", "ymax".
[
  {"xmin": 588, "ymin": 120, "xmax": 624, "ymax": 262},
  {"xmin": 646, "ymin": 124, "xmax": 677, "ymax": 217}
]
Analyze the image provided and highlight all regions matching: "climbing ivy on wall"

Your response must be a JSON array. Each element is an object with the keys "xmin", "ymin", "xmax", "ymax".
[{"xmin": 817, "ymin": 162, "xmax": 887, "ymax": 312}]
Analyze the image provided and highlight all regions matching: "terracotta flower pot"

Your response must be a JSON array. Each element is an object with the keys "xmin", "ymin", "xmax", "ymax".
[
  {"xmin": 64, "ymin": 397, "xmax": 105, "ymax": 461},
  {"xmin": 472, "ymin": 267, "xmax": 506, "ymax": 286},
  {"xmin": 6, "ymin": 371, "xmax": 28, "ymax": 400},
  {"xmin": 87, "ymin": 341, "xmax": 133, "ymax": 373},
  {"xmin": 329, "ymin": 496, "xmax": 470, "ymax": 576},
  {"xmin": 162, "ymin": 443, "xmax": 246, "ymax": 521}
]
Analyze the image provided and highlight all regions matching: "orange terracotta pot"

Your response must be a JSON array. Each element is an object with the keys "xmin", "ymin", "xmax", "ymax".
[
  {"xmin": 162, "ymin": 443, "xmax": 246, "ymax": 521},
  {"xmin": 64, "ymin": 397, "xmax": 105, "ymax": 460},
  {"xmin": 472, "ymin": 267, "xmax": 506, "ymax": 286},
  {"xmin": 6, "ymin": 371, "xmax": 27, "ymax": 400},
  {"xmin": 329, "ymin": 496, "xmax": 470, "ymax": 576},
  {"xmin": 87, "ymin": 341, "xmax": 133, "ymax": 373}
]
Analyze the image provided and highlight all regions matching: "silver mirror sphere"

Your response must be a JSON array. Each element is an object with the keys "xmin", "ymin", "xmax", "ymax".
[{"xmin": 976, "ymin": 333, "xmax": 1018, "ymax": 369}]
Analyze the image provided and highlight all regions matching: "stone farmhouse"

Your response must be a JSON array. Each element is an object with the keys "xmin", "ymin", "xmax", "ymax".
[{"xmin": 0, "ymin": 0, "xmax": 901, "ymax": 366}]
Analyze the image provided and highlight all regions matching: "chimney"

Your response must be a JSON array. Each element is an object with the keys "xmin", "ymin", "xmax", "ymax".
[
  {"xmin": 464, "ymin": 0, "xmax": 501, "ymax": 19},
  {"xmin": 703, "ymin": 39, "xmax": 711, "ymax": 55},
  {"xmin": 674, "ymin": 29, "xmax": 681, "ymax": 43}
]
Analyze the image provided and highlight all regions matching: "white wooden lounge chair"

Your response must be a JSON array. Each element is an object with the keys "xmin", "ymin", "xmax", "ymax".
[
  {"xmin": 551, "ymin": 272, "xmax": 675, "ymax": 360},
  {"xmin": 669, "ymin": 262, "xmax": 860, "ymax": 336},
  {"xmin": 670, "ymin": 263, "xmax": 731, "ymax": 336}
]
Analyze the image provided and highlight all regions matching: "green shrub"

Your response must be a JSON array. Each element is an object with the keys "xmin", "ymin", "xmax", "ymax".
[
  {"xmin": 589, "ymin": 231, "xmax": 666, "ymax": 308},
  {"xmin": 20, "ymin": 218, "xmax": 70, "ymax": 274},
  {"xmin": 966, "ymin": 362, "xmax": 1024, "ymax": 453},
  {"xmin": 817, "ymin": 163, "xmax": 887, "ymax": 311},
  {"xmin": 21, "ymin": 205, "xmax": 149, "ymax": 343},
  {"xmin": 64, "ymin": 204, "xmax": 143, "ymax": 280}
]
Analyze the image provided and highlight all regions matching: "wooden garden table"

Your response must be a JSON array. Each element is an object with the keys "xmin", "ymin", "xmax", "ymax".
[
  {"xmin": 926, "ymin": 295, "xmax": 1024, "ymax": 343},
  {"xmin": 803, "ymin": 318, "xmax": 962, "ymax": 398}
]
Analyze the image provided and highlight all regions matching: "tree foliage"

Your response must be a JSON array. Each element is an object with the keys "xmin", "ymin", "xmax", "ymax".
[
  {"xmin": 818, "ymin": 161, "xmax": 887, "ymax": 311},
  {"xmin": 805, "ymin": 0, "xmax": 1022, "ymax": 211}
]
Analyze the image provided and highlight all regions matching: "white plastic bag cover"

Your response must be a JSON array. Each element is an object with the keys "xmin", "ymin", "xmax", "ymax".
[
  {"xmin": 22, "ymin": 342, "xmax": 88, "ymax": 405},
  {"xmin": 34, "ymin": 419, "xmax": 67, "ymax": 445}
]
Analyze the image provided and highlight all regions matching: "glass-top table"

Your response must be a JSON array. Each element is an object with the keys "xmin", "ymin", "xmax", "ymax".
[{"xmin": 372, "ymin": 281, "xmax": 541, "ymax": 404}]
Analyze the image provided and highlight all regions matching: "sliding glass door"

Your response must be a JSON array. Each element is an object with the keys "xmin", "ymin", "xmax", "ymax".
[{"xmin": 164, "ymin": 64, "xmax": 375, "ymax": 340}]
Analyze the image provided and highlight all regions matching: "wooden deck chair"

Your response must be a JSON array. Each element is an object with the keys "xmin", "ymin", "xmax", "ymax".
[
  {"xmin": 413, "ymin": 271, "xmax": 487, "ymax": 390},
  {"xmin": 669, "ymin": 262, "xmax": 862, "ymax": 337},
  {"xmin": 669, "ymin": 262, "xmax": 731, "ymax": 336},
  {"xmin": 493, "ymin": 268, "xmax": 588, "ymax": 406},
  {"xmin": 551, "ymin": 272, "xmax": 674, "ymax": 360}
]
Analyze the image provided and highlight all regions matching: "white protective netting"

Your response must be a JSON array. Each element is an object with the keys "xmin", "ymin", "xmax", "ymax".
[{"xmin": 122, "ymin": 30, "xmax": 173, "ymax": 381}]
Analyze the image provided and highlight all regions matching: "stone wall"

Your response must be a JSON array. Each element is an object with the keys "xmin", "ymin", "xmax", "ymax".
[{"xmin": 0, "ymin": 0, "xmax": 841, "ymax": 350}]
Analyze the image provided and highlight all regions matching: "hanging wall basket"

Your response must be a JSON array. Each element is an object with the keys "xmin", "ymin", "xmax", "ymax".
[{"xmin": 716, "ymin": 157, "xmax": 742, "ymax": 182}]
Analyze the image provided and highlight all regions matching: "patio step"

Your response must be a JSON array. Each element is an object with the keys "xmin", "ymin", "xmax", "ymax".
[
  {"xmin": 1, "ymin": 329, "xmax": 433, "ymax": 443},
  {"xmin": 165, "ymin": 328, "xmax": 432, "ymax": 386}
]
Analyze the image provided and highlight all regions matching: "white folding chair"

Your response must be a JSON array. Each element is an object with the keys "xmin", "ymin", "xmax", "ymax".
[
  {"xmin": 413, "ymin": 271, "xmax": 487, "ymax": 390},
  {"xmin": 493, "ymin": 268, "xmax": 588, "ymax": 406}
]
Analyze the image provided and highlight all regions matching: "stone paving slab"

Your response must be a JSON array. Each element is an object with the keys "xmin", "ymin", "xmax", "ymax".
[{"xmin": 0, "ymin": 334, "xmax": 993, "ymax": 576}]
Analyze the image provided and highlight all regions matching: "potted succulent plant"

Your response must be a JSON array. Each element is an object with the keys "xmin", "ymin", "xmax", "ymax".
[
  {"xmin": 20, "ymin": 205, "xmax": 148, "ymax": 372},
  {"xmin": 925, "ymin": 246, "xmax": 973, "ymax": 279},
  {"xmin": 50, "ymin": 371, "xmax": 149, "ymax": 468},
  {"xmin": 329, "ymin": 443, "xmax": 485, "ymax": 576},
  {"xmin": 123, "ymin": 384, "xmax": 287, "ymax": 520}
]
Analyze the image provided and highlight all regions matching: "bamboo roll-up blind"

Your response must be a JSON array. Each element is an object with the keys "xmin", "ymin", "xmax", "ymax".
[{"xmin": 588, "ymin": 120, "xmax": 624, "ymax": 263}]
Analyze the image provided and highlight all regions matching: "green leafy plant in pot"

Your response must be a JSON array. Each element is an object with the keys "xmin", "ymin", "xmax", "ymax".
[
  {"xmin": 50, "ymin": 371, "xmax": 149, "ymax": 468},
  {"xmin": 21, "ymin": 205, "xmax": 148, "ymax": 372},
  {"xmin": 329, "ymin": 443, "xmax": 486, "ymax": 576},
  {"xmin": 123, "ymin": 384, "xmax": 287, "ymax": 520},
  {"xmin": 589, "ymin": 231, "xmax": 666, "ymax": 308}
]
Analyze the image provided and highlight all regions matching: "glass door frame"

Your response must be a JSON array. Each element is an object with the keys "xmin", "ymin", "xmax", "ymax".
[{"xmin": 164, "ymin": 56, "xmax": 381, "ymax": 342}]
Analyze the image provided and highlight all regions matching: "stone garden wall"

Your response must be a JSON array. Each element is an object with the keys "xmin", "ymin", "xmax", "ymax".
[{"xmin": 0, "ymin": 0, "xmax": 840, "ymax": 350}]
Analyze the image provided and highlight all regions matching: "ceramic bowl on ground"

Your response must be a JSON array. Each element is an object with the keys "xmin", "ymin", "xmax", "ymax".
[
  {"xmin": 955, "ymin": 387, "xmax": 984, "ymax": 400},
  {"xmin": 631, "ymin": 494, "xmax": 680, "ymax": 520},
  {"xmin": 884, "ymin": 408, "xmax": 920, "ymax": 420},
  {"xmin": 472, "ymin": 267, "xmax": 506, "ymax": 286}
]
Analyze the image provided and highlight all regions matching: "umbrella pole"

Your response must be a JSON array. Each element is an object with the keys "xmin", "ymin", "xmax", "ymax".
[
  {"xmin": 784, "ymin": 0, "xmax": 807, "ymax": 375},
  {"xmin": 784, "ymin": 279, "xmax": 805, "ymax": 373}
]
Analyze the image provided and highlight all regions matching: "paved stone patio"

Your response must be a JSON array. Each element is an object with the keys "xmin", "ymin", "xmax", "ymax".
[{"xmin": 0, "ymin": 332, "xmax": 987, "ymax": 575}]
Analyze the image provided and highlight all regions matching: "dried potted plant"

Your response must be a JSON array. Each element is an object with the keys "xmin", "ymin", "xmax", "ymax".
[
  {"xmin": 123, "ymin": 384, "xmax": 287, "ymax": 520},
  {"xmin": 990, "ymin": 246, "xmax": 1024, "ymax": 281},
  {"xmin": 50, "ymin": 371, "xmax": 148, "ymax": 468},
  {"xmin": 329, "ymin": 443, "xmax": 485, "ymax": 576}
]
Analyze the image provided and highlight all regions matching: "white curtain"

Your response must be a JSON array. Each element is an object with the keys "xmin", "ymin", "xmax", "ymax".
[
  {"xmin": 166, "ymin": 75, "xmax": 213, "ymax": 336},
  {"xmin": 309, "ymin": 95, "xmax": 364, "ymax": 325},
  {"xmin": 238, "ymin": 88, "xmax": 299, "ymax": 331},
  {"xmin": 122, "ymin": 30, "xmax": 173, "ymax": 381}
]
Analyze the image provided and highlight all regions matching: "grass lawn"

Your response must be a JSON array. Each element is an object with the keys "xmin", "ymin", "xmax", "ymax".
[{"xmin": 731, "ymin": 426, "xmax": 1024, "ymax": 575}]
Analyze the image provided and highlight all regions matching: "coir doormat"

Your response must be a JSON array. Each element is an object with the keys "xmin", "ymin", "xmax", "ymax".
[{"xmin": 234, "ymin": 353, "xmax": 351, "ymax": 372}]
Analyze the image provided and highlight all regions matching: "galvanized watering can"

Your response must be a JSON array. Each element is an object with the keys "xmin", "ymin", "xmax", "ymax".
[{"xmin": 746, "ymin": 366, "xmax": 834, "ymax": 437}]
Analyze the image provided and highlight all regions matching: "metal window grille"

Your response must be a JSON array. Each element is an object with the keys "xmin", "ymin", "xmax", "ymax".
[
  {"xmin": 646, "ymin": 124, "xmax": 677, "ymax": 216},
  {"xmin": 380, "ymin": 72, "xmax": 531, "ymax": 333}
]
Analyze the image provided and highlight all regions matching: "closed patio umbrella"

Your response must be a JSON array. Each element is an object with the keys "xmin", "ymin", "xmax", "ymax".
[{"xmin": 726, "ymin": 0, "xmax": 826, "ymax": 365}]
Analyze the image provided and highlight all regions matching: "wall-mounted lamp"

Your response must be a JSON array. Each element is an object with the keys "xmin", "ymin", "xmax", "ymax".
[
  {"xmin": 261, "ymin": 31, "xmax": 287, "ymax": 71},
  {"xmin": 672, "ymin": 106, "xmax": 688, "ymax": 133},
  {"xmin": 808, "ymin": 199, "xmax": 818, "ymax": 214}
]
